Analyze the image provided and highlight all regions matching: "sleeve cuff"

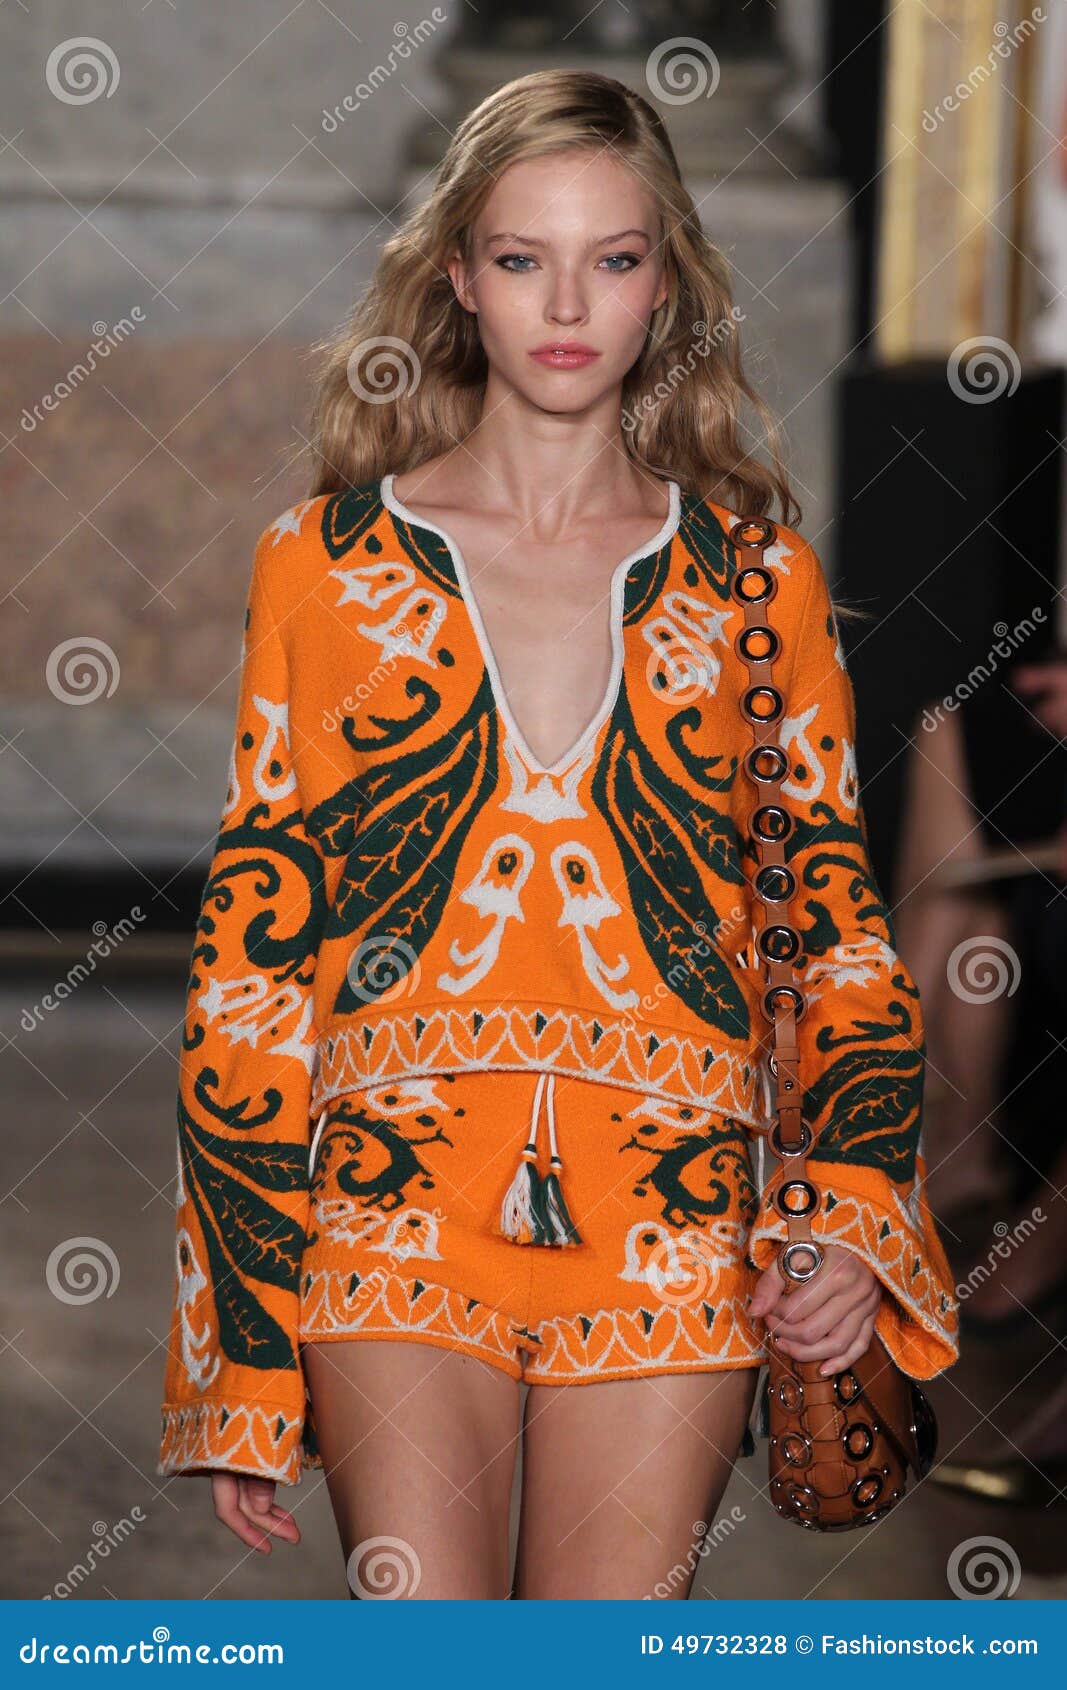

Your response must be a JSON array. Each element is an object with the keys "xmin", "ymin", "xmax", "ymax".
[
  {"xmin": 158, "ymin": 1391, "xmax": 316, "ymax": 1487},
  {"xmin": 747, "ymin": 1158, "xmax": 960, "ymax": 1379}
]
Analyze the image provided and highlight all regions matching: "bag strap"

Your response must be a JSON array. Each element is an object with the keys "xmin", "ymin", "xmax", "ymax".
[{"xmin": 728, "ymin": 517, "xmax": 825, "ymax": 1291}]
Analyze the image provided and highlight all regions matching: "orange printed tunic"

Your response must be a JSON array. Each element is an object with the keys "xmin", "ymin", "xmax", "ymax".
[{"xmin": 157, "ymin": 477, "xmax": 959, "ymax": 1485}]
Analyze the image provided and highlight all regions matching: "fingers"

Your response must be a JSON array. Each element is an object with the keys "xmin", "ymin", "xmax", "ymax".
[
  {"xmin": 239, "ymin": 1477, "xmax": 301, "ymax": 1547},
  {"xmin": 769, "ymin": 1286, "xmax": 860, "ymax": 1347},
  {"xmin": 762, "ymin": 1271, "xmax": 837, "ymax": 1329},
  {"xmin": 775, "ymin": 1290, "xmax": 880, "ymax": 1375},
  {"xmin": 810, "ymin": 1307, "xmax": 879, "ymax": 1378},
  {"xmin": 747, "ymin": 1262, "xmax": 785, "ymax": 1319},
  {"xmin": 211, "ymin": 1474, "xmax": 300, "ymax": 1553},
  {"xmin": 213, "ymin": 1474, "xmax": 272, "ymax": 1553}
]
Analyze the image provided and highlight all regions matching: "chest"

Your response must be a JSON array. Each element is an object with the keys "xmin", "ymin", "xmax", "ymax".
[{"xmin": 428, "ymin": 508, "xmax": 679, "ymax": 776}]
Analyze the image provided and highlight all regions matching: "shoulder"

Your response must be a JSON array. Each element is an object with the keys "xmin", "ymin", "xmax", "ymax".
[
  {"xmin": 248, "ymin": 481, "xmax": 388, "ymax": 617},
  {"xmin": 699, "ymin": 495, "xmax": 828, "ymax": 622}
]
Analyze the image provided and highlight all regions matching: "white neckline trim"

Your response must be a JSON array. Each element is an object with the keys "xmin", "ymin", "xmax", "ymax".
[{"xmin": 380, "ymin": 472, "xmax": 683, "ymax": 778}]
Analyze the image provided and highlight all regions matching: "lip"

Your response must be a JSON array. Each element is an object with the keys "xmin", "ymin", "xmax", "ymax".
[{"xmin": 529, "ymin": 343, "xmax": 601, "ymax": 368}]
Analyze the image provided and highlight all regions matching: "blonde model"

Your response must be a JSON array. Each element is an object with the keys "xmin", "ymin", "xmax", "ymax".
[{"xmin": 158, "ymin": 69, "xmax": 959, "ymax": 1599}]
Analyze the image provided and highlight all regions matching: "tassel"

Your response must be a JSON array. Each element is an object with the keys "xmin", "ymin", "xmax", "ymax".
[
  {"xmin": 542, "ymin": 1157, "xmax": 583, "ymax": 1245},
  {"xmin": 540, "ymin": 1072, "xmax": 583, "ymax": 1246},
  {"xmin": 497, "ymin": 1072, "xmax": 584, "ymax": 1246},
  {"xmin": 498, "ymin": 1144, "xmax": 550, "ymax": 1244}
]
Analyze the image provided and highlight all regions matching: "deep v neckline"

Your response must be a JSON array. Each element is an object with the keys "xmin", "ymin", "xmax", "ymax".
[{"xmin": 380, "ymin": 472, "xmax": 683, "ymax": 778}]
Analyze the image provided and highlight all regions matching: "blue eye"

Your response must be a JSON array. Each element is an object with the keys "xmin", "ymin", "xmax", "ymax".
[{"xmin": 494, "ymin": 252, "xmax": 643, "ymax": 273}]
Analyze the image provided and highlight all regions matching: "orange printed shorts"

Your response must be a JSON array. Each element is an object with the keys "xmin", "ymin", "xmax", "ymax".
[{"xmin": 297, "ymin": 1067, "xmax": 769, "ymax": 1385}]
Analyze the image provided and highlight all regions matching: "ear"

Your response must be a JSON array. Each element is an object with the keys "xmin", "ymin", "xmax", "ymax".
[{"xmin": 448, "ymin": 250, "xmax": 477, "ymax": 315}]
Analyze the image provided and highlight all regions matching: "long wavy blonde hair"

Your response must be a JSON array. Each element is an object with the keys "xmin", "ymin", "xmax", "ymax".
[{"xmin": 298, "ymin": 66, "xmax": 810, "ymax": 534}]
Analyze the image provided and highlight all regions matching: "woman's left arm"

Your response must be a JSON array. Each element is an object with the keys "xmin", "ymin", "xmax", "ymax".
[{"xmin": 745, "ymin": 541, "xmax": 960, "ymax": 1379}]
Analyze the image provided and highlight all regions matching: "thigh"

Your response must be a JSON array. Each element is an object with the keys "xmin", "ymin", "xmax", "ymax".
[
  {"xmin": 515, "ymin": 1365, "xmax": 759, "ymax": 1600},
  {"xmin": 303, "ymin": 1336, "xmax": 521, "ymax": 1598}
]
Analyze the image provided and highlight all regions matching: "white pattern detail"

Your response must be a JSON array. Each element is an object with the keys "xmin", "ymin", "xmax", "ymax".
[
  {"xmin": 329, "ymin": 559, "xmax": 419, "ymax": 610},
  {"xmin": 779, "ymin": 701, "xmax": 825, "ymax": 805},
  {"xmin": 436, "ymin": 834, "xmax": 535, "ymax": 994},
  {"xmin": 367, "ymin": 1207, "xmax": 445, "ymax": 1262},
  {"xmin": 199, "ymin": 976, "xmax": 319, "ymax": 1076},
  {"xmin": 306, "ymin": 1200, "xmax": 447, "ymax": 1263},
  {"xmin": 619, "ymin": 1220, "xmax": 696, "ymax": 1288},
  {"xmin": 175, "ymin": 1227, "xmax": 220, "ymax": 1391},
  {"xmin": 641, "ymin": 594, "xmax": 732, "ymax": 695},
  {"xmin": 267, "ymin": 500, "xmax": 315, "ymax": 543},
  {"xmin": 250, "ymin": 693, "xmax": 297, "ymax": 803},
  {"xmin": 358, "ymin": 586, "xmax": 449, "ymax": 667},
  {"xmin": 312, "ymin": 1198, "xmax": 390, "ymax": 1246},
  {"xmin": 802, "ymin": 933, "xmax": 896, "ymax": 1006},
  {"xmin": 837, "ymin": 734, "xmax": 859, "ymax": 811},
  {"xmin": 498, "ymin": 736, "xmax": 594, "ymax": 820},
  {"xmin": 551, "ymin": 841, "xmax": 639, "ymax": 1010},
  {"xmin": 312, "ymin": 1003, "xmax": 767, "ymax": 1121}
]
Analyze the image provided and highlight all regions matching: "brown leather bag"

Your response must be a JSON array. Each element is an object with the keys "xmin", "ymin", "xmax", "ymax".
[{"xmin": 728, "ymin": 515, "xmax": 938, "ymax": 1530}]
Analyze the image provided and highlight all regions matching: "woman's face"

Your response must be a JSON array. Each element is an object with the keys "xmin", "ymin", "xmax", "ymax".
[{"xmin": 450, "ymin": 148, "xmax": 669, "ymax": 413}]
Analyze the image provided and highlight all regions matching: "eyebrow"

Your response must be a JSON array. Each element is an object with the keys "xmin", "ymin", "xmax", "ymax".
[{"xmin": 484, "ymin": 228, "xmax": 652, "ymax": 248}]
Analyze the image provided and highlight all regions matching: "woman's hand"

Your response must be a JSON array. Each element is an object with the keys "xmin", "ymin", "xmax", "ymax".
[
  {"xmin": 748, "ymin": 1243, "xmax": 881, "ymax": 1376},
  {"xmin": 210, "ymin": 1473, "xmax": 301, "ymax": 1554}
]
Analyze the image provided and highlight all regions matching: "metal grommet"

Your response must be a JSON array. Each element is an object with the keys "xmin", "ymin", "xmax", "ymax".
[
  {"xmin": 785, "ymin": 1483, "xmax": 819, "ymax": 1518},
  {"xmin": 774, "ymin": 1179, "xmax": 820, "ymax": 1220},
  {"xmin": 762, "ymin": 983, "xmax": 805, "ymax": 1022},
  {"xmin": 851, "ymin": 1473, "xmax": 883, "ymax": 1509},
  {"xmin": 769, "ymin": 1119, "xmax": 812, "ymax": 1157},
  {"xmin": 780, "ymin": 1431, "xmax": 813, "ymax": 1467},
  {"xmin": 751, "ymin": 803, "xmax": 793, "ymax": 843},
  {"xmin": 857, "ymin": 1502, "xmax": 894, "ymax": 1525},
  {"xmin": 844, "ymin": 1422, "xmax": 874, "ymax": 1460},
  {"xmin": 834, "ymin": 1369, "xmax": 862, "ymax": 1404},
  {"xmin": 754, "ymin": 863, "xmax": 795, "ymax": 902},
  {"xmin": 756, "ymin": 922, "xmax": 801, "ymax": 964},
  {"xmin": 730, "ymin": 518, "xmax": 778, "ymax": 550},
  {"xmin": 731, "ymin": 565, "xmax": 776, "ymax": 605},
  {"xmin": 781, "ymin": 1241, "xmax": 823, "ymax": 1282},
  {"xmin": 744, "ymin": 743, "xmax": 788, "ymax": 784},
  {"xmin": 736, "ymin": 624, "xmax": 782, "ymax": 664},
  {"xmin": 741, "ymin": 684, "xmax": 784, "ymax": 725},
  {"xmin": 777, "ymin": 1377, "xmax": 804, "ymax": 1411}
]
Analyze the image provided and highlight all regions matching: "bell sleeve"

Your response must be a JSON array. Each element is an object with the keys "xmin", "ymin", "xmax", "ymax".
[
  {"xmin": 157, "ymin": 524, "xmax": 327, "ymax": 1484},
  {"xmin": 746, "ymin": 543, "xmax": 960, "ymax": 1378}
]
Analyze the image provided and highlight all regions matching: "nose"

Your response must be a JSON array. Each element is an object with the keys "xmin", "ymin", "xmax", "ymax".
[{"xmin": 544, "ymin": 264, "xmax": 589, "ymax": 326}]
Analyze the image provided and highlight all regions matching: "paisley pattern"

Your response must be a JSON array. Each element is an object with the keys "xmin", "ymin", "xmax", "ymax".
[
  {"xmin": 158, "ymin": 482, "xmax": 959, "ymax": 1487},
  {"xmin": 296, "ymin": 1072, "xmax": 767, "ymax": 1433}
]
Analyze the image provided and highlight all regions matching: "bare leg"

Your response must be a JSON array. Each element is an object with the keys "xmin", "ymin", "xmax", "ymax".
[
  {"xmin": 303, "ymin": 1339, "xmax": 521, "ymax": 1599},
  {"xmin": 894, "ymin": 706, "xmax": 1012, "ymax": 1217},
  {"xmin": 514, "ymin": 1366, "xmax": 759, "ymax": 1600}
]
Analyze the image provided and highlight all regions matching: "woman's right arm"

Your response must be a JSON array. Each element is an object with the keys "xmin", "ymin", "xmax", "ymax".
[{"xmin": 157, "ymin": 518, "xmax": 328, "ymax": 1534}]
